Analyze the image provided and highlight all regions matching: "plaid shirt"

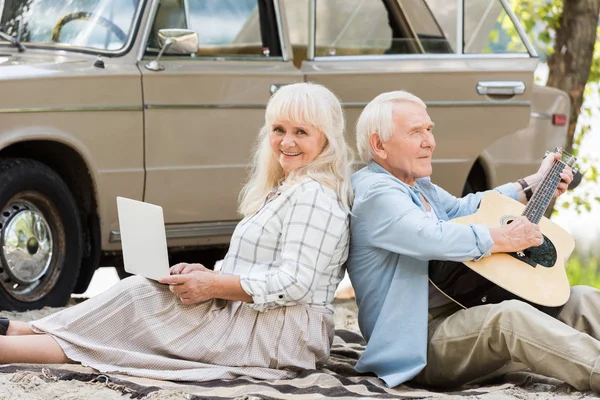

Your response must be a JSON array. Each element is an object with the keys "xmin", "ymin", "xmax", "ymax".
[{"xmin": 220, "ymin": 179, "xmax": 350, "ymax": 312}]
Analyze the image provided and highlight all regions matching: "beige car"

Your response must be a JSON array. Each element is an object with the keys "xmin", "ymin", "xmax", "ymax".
[{"xmin": 0, "ymin": 0, "xmax": 572, "ymax": 310}]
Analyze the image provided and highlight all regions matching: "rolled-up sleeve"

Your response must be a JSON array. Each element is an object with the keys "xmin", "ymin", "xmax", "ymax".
[{"xmin": 240, "ymin": 189, "xmax": 348, "ymax": 311}]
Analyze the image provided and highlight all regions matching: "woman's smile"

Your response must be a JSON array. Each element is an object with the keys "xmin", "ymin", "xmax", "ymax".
[{"xmin": 281, "ymin": 150, "xmax": 302, "ymax": 156}]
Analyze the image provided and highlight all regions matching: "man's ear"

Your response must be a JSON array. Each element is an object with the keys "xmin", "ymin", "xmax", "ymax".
[{"xmin": 369, "ymin": 132, "xmax": 387, "ymax": 160}]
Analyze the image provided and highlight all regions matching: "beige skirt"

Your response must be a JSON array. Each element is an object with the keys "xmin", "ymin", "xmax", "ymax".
[{"xmin": 30, "ymin": 275, "xmax": 334, "ymax": 382}]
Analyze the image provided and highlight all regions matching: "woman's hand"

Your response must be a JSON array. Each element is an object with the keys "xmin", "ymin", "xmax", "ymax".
[
  {"xmin": 159, "ymin": 271, "xmax": 216, "ymax": 305},
  {"xmin": 489, "ymin": 216, "xmax": 543, "ymax": 253},
  {"xmin": 169, "ymin": 262, "xmax": 216, "ymax": 275}
]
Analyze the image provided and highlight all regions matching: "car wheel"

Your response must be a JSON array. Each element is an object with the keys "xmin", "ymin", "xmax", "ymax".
[{"xmin": 0, "ymin": 158, "xmax": 82, "ymax": 310}]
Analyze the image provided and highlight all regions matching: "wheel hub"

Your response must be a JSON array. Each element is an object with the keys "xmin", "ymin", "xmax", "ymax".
[{"xmin": 1, "ymin": 204, "xmax": 53, "ymax": 284}]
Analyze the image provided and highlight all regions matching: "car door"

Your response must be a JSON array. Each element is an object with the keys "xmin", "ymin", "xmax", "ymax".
[
  {"xmin": 139, "ymin": 0, "xmax": 302, "ymax": 246},
  {"xmin": 284, "ymin": 0, "xmax": 537, "ymax": 196}
]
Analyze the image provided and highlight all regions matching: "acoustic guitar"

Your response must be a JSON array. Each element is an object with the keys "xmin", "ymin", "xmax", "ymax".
[{"xmin": 429, "ymin": 151, "xmax": 576, "ymax": 317}]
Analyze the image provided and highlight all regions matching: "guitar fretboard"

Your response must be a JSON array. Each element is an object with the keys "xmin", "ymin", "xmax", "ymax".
[{"xmin": 522, "ymin": 159, "xmax": 565, "ymax": 224}]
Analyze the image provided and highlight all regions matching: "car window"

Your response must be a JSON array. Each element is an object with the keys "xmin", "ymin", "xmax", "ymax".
[
  {"xmin": 396, "ymin": 0, "xmax": 453, "ymax": 54},
  {"xmin": 314, "ymin": 0, "xmax": 393, "ymax": 57},
  {"xmin": 311, "ymin": 0, "xmax": 453, "ymax": 58},
  {"xmin": 424, "ymin": 0, "xmax": 529, "ymax": 54},
  {"xmin": 147, "ymin": 0, "xmax": 280, "ymax": 59},
  {"xmin": 0, "ymin": 0, "xmax": 140, "ymax": 52}
]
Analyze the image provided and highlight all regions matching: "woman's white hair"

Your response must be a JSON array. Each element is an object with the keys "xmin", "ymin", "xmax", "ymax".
[
  {"xmin": 238, "ymin": 82, "xmax": 354, "ymax": 217},
  {"xmin": 356, "ymin": 90, "xmax": 426, "ymax": 163}
]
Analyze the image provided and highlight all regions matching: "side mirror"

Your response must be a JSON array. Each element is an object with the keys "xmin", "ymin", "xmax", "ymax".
[{"xmin": 145, "ymin": 29, "xmax": 199, "ymax": 71}]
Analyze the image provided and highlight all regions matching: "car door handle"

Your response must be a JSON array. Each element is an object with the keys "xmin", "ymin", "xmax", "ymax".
[
  {"xmin": 476, "ymin": 81, "xmax": 526, "ymax": 96},
  {"xmin": 270, "ymin": 84, "xmax": 287, "ymax": 95}
]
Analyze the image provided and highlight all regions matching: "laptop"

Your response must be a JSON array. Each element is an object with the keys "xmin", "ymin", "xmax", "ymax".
[{"xmin": 116, "ymin": 196, "xmax": 170, "ymax": 281}]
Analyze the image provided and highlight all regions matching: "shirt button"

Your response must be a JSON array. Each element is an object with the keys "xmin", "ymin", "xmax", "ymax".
[{"xmin": 278, "ymin": 295, "xmax": 284, "ymax": 299}]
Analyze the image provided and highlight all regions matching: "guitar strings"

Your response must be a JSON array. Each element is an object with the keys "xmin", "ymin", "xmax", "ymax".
[{"xmin": 522, "ymin": 159, "xmax": 565, "ymax": 224}]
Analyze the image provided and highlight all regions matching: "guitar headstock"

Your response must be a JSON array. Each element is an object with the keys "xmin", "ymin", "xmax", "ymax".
[{"xmin": 545, "ymin": 147, "xmax": 577, "ymax": 167}]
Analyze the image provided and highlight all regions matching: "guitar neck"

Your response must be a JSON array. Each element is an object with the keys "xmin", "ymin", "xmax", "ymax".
[{"xmin": 522, "ymin": 150, "xmax": 578, "ymax": 224}]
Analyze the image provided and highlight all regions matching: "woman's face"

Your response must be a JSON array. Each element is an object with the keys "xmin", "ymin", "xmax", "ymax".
[{"xmin": 269, "ymin": 119, "xmax": 326, "ymax": 177}]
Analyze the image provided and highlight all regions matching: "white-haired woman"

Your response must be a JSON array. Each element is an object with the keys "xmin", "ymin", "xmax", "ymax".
[{"xmin": 0, "ymin": 83, "xmax": 354, "ymax": 382}]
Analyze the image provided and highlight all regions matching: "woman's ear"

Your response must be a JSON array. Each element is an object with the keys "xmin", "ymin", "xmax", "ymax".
[{"xmin": 369, "ymin": 132, "xmax": 386, "ymax": 160}]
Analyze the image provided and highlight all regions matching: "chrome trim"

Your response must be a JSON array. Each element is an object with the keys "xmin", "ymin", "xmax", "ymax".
[
  {"xmin": 140, "ymin": 54, "xmax": 284, "ymax": 62},
  {"xmin": 137, "ymin": 0, "xmax": 161, "ymax": 62},
  {"xmin": 109, "ymin": 222, "xmax": 239, "ymax": 243},
  {"xmin": 308, "ymin": 0, "xmax": 316, "ymax": 60},
  {"xmin": 311, "ymin": 52, "xmax": 533, "ymax": 62},
  {"xmin": 531, "ymin": 112, "xmax": 552, "ymax": 120},
  {"xmin": 476, "ymin": 81, "xmax": 526, "ymax": 96},
  {"xmin": 144, "ymin": 101, "xmax": 530, "ymax": 110},
  {"xmin": 0, "ymin": 105, "xmax": 143, "ymax": 114},
  {"xmin": 274, "ymin": 0, "xmax": 288, "ymax": 61},
  {"xmin": 500, "ymin": 0, "xmax": 538, "ymax": 57},
  {"xmin": 342, "ymin": 100, "xmax": 530, "ymax": 108},
  {"xmin": 2, "ymin": 207, "xmax": 53, "ymax": 284},
  {"xmin": 145, "ymin": 104, "xmax": 265, "ymax": 110},
  {"xmin": 456, "ymin": 0, "xmax": 463, "ymax": 55}
]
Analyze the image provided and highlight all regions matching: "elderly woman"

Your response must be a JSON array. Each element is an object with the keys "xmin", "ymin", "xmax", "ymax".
[{"xmin": 0, "ymin": 82, "xmax": 354, "ymax": 382}]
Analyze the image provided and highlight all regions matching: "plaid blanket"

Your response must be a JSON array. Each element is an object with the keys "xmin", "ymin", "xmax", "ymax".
[{"xmin": 0, "ymin": 329, "xmax": 559, "ymax": 399}]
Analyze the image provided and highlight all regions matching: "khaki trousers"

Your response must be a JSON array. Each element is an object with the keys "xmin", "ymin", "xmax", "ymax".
[{"xmin": 412, "ymin": 285, "xmax": 600, "ymax": 391}]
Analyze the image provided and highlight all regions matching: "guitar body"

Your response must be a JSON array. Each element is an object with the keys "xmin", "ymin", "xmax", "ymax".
[{"xmin": 429, "ymin": 191, "xmax": 575, "ymax": 315}]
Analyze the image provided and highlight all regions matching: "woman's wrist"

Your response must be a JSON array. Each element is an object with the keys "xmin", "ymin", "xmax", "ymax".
[{"xmin": 211, "ymin": 274, "xmax": 253, "ymax": 303}]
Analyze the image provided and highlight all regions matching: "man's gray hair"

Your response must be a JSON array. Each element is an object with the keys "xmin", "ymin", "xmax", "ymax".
[{"xmin": 355, "ymin": 91, "xmax": 426, "ymax": 163}]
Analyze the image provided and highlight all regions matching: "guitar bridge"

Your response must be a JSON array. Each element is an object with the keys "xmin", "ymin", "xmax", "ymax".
[{"xmin": 508, "ymin": 250, "xmax": 536, "ymax": 267}]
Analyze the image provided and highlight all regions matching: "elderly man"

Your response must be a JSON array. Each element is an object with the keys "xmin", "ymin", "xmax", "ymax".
[{"xmin": 346, "ymin": 90, "xmax": 600, "ymax": 392}]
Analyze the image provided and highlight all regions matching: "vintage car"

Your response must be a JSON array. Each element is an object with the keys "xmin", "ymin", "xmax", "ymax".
[{"xmin": 0, "ymin": 0, "xmax": 571, "ymax": 310}]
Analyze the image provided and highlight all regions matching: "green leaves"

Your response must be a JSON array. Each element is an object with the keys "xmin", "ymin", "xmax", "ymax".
[
  {"xmin": 567, "ymin": 254, "xmax": 600, "ymax": 288},
  {"xmin": 510, "ymin": 0, "xmax": 561, "ymax": 57},
  {"xmin": 512, "ymin": 0, "xmax": 600, "ymax": 217}
]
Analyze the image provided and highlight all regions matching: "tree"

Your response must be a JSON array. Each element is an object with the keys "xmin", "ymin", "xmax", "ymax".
[
  {"xmin": 513, "ymin": 0, "xmax": 600, "ymax": 216},
  {"xmin": 547, "ymin": 0, "xmax": 600, "ymax": 155}
]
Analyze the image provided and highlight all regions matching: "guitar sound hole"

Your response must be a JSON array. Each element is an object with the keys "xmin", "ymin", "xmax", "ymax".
[{"xmin": 508, "ymin": 234, "xmax": 557, "ymax": 268}]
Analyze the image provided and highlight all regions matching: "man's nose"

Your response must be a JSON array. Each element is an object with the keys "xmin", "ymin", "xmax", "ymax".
[{"xmin": 422, "ymin": 132, "xmax": 435, "ymax": 147}]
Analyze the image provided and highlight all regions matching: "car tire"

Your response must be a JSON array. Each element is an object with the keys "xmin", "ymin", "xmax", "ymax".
[
  {"xmin": 0, "ymin": 158, "xmax": 82, "ymax": 310},
  {"xmin": 462, "ymin": 162, "xmax": 488, "ymax": 196}
]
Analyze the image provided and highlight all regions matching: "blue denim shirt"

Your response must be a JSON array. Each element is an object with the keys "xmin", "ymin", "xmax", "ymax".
[{"xmin": 347, "ymin": 162, "xmax": 518, "ymax": 387}]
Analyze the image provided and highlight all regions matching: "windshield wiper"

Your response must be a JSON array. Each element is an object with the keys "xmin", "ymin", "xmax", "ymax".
[{"xmin": 0, "ymin": 20, "xmax": 26, "ymax": 52}]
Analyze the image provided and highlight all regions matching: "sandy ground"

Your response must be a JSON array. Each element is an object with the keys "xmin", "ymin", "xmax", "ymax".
[{"xmin": 0, "ymin": 270, "xmax": 596, "ymax": 399}]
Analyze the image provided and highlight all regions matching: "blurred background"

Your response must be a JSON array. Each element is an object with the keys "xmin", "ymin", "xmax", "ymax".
[{"xmin": 79, "ymin": 0, "xmax": 600, "ymax": 297}]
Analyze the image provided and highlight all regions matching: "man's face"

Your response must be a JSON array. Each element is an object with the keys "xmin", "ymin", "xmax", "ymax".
[{"xmin": 377, "ymin": 102, "xmax": 435, "ymax": 186}]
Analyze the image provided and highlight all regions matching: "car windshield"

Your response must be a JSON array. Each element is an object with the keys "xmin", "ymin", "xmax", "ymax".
[{"xmin": 0, "ymin": 0, "xmax": 142, "ymax": 52}]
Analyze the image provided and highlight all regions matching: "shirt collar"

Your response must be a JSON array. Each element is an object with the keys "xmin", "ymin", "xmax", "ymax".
[{"xmin": 366, "ymin": 161, "xmax": 428, "ymax": 195}]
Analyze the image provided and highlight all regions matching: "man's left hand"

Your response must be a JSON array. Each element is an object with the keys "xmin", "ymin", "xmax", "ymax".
[{"xmin": 535, "ymin": 151, "xmax": 574, "ymax": 199}]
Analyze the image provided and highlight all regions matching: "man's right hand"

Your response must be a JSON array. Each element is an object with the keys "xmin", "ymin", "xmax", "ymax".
[
  {"xmin": 489, "ymin": 216, "xmax": 543, "ymax": 253},
  {"xmin": 169, "ymin": 263, "xmax": 216, "ymax": 275}
]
